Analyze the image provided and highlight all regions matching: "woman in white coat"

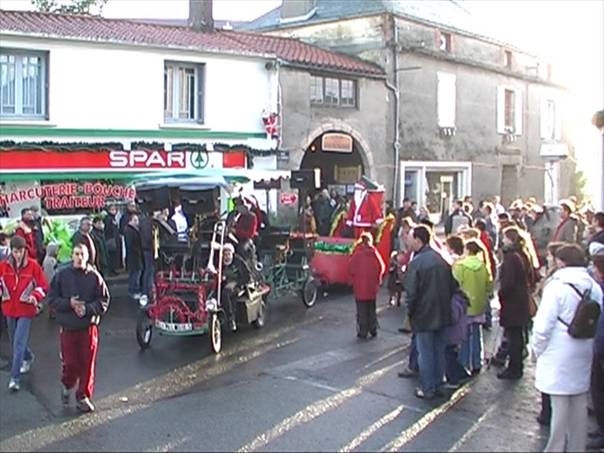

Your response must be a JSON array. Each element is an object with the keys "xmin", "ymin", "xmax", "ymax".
[{"xmin": 531, "ymin": 244, "xmax": 603, "ymax": 452}]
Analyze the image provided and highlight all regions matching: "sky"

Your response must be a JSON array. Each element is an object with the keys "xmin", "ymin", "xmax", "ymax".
[{"xmin": 1, "ymin": 0, "xmax": 603, "ymax": 198}]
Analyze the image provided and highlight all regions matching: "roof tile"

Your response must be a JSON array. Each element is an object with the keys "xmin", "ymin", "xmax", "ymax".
[{"xmin": 0, "ymin": 9, "xmax": 384, "ymax": 76}]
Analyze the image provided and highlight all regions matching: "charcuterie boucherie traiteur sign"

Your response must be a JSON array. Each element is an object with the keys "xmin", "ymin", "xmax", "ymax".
[{"xmin": 0, "ymin": 182, "xmax": 136, "ymax": 210}]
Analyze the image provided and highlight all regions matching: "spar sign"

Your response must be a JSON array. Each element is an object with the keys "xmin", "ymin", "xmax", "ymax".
[
  {"xmin": 0, "ymin": 150, "xmax": 187, "ymax": 172},
  {"xmin": 0, "ymin": 182, "xmax": 136, "ymax": 210},
  {"xmin": 0, "ymin": 149, "xmax": 244, "ymax": 172}
]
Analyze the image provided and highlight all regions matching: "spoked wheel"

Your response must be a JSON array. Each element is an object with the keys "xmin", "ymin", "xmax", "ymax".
[
  {"xmin": 252, "ymin": 299, "xmax": 266, "ymax": 329},
  {"xmin": 209, "ymin": 313, "xmax": 222, "ymax": 354},
  {"xmin": 301, "ymin": 277, "xmax": 319, "ymax": 308},
  {"xmin": 136, "ymin": 310, "xmax": 153, "ymax": 350}
]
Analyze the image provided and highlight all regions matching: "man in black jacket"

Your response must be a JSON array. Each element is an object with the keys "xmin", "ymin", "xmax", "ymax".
[
  {"xmin": 104, "ymin": 205, "xmax": 121, "ymax": 275},
  {"xmin": 445, "ymin": 200, "xmax": 472, "ymax": 235},
  {"xmin": 47, "ymin": 243, "xmax": 110, "ymax": 413},
  {"xmin": 404, "ymin": 225, "xmax": 456, "ymax": 399},
  {"xmin": 124, "ymin": 213, "xmax": 143, "ymax": 300},
  {"xmin": 138, "ymin": 213, "xmax": 155, "ymax": 299}
]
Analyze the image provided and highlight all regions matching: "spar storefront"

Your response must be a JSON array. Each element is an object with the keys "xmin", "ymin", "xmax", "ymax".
[{"xmin": 0, "ymin": 144, "xmax": 283, "ymax": 221}]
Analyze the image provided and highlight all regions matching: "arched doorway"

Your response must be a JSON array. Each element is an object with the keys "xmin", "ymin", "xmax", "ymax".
[{"xmin": 300, "ymin": 131, "xmax": 365, "ymax": 195}]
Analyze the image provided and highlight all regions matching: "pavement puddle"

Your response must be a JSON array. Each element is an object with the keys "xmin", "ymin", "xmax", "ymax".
[{"xmin": 237, "ymin": 360, "xmax": 403, "ymax": 452}]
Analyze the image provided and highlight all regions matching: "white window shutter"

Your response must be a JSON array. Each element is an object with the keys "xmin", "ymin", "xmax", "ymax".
[
  {"xmin": 514, "ymin": 89, "xmax": 523, "ymax": 135},
  {"xmin": 496, "ymin": 86, "xmax": 505, "ymax": 133},
  {"xmin": 540, "ymin": 98, "xmax": 549, "ymax": 139},
  {"xmin": 554, "ymin": 100, "xmax": 562, "ymax": 140},
  {"xmin": 437, "ymin": 72, "xmax": 456, "ymax": 128}
]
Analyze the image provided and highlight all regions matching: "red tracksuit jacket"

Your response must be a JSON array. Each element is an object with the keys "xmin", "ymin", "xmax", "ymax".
[{"xmin": 0, "ymin": 256, "xmax": 48, "ymax": 318}]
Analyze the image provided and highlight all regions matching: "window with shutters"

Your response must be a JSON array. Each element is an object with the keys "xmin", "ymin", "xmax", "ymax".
[
  {"xmin": 164, "ymin": 61, "xmax": 205, "ymax": 123},
  {"xmin": 541, "ymin": 98, "xmax": 562, "ymax": 141},
  {"xmin": 504, "ymin": 89, "xmax": 515, "ymax": 129},
  {"xmin": 497, "ymin": 86, "xmax": 523, "ymax": 135},
  {"xmin": 0, "ymin": 49, "xmax": 48, "ymax": 119},
  {"xmin": 437, "ymin": 72, "xmax": 456, "ymax": 128}
]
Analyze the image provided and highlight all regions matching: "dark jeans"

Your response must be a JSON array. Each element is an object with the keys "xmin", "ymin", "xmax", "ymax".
[
  {"xmin": 592, "ymin": 355, "xmax": 604, "ymax": 433},
  {"xmin": 108, "ymin": 249, "xmax": 119, "ymax": 273},
  {"xmin": 416, "ymin": 329, "xmax": 447, "ymax": 394},
  {"xmin": 6, "ymin": 317, "xmax": 33, "ymax": 381},
  {"xmin": 222, "ymin": 283, "xmax": 237, "ymax": 323},
  {"xmin": 356, "ymin": 300, "xmax": 377, "ymax": 337},
  {"xmin": 142, "ymin": 251, "xmax": 155, "ymax": 297},
  {"xmin": 445, "ymin": 345, "xmax": 470, "ymax": 385},
  {"xmin": 128, "ymin": 269, "xmax": 142, "ymax": 297},
  {"xmin": 505, "ymin": 326, "xmax": 524, "ymax": 375},
  {"xmin": 409, "ymin": 333, "xmax": 419, "ymax": 372},
  {"xmin": 540, "ymin": 393, "xmax": 552, "ymax": 424}
]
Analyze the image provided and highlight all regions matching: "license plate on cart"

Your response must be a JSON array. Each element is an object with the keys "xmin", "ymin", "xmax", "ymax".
[{"xmin": 155, "ymin": 321, "xmax": 193, "ymax": 332}]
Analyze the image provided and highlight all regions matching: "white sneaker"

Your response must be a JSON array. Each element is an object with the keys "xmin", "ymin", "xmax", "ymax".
[
  {"xmin": 20, "ymin": 355, "xmax": 34, "ymax": 374},
  {"xmin": 8, "ymin": 378, "xmax": 20, "ymax": 391},
  {"xmin": 133, "ymin": 293, "xmax": 142, "ymax": 300}
]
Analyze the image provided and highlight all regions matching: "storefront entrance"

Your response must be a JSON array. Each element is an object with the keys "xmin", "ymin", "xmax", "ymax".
[
  {"xmin": 400, "ymin": 161, "xmax": 472, "ymax": 223},
  {"xmin": 300, "ymin": 131, "xmax": 365, "ymax": 195}
]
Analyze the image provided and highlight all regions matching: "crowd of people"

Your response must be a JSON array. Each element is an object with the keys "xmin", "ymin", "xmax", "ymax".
[{"xmin": 361, "ymin": 194, "xmax": 604, "ymax": 452}]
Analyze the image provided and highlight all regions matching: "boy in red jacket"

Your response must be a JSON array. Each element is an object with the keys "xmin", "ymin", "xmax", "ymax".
[
  {"xmin": 0, "ymin": 235, "xmax": 48, "ymax": 391},
  {"xmin": 350, "ymin": 232, "xmax": 385, "ymax": 338}
]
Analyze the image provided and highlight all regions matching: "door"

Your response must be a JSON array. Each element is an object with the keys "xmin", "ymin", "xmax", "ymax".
[{"xmin": 500, "ymin": 165, "xmax": 518, "ymax": 207}]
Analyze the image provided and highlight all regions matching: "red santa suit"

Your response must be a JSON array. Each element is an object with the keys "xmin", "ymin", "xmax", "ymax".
[{"xmin": 346, "ymin": 181, "xmax": 384, "ymax": 238}]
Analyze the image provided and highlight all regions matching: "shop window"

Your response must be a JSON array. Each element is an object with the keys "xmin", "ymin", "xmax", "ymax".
[
  {"xmin": 164, "ymin": 61, "xmax": 205, "ymax": 123},
  {"xmin": 0, "ymin": 50, "xmax": 48, "ymax": 119},
  {"xmin": 310, "ymin": 75, "xmax": 356, "ymax": 108}
]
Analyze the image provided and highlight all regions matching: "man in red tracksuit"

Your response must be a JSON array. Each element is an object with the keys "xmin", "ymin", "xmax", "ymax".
[
  {"xmin": 47, "ymin": 243, "xmax": 110, "ymax": 413},
  {"xmin": 0, "ymin": 235, "xmax": 48, "ymax": 391}
]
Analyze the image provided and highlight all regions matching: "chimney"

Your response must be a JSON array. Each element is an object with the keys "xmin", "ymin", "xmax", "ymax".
[{"xmin": 189, "ymin": 0, "xmax": 214, "ymax": 31}]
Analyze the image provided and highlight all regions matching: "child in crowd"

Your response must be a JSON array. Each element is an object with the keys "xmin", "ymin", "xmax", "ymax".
[
  {"xmin": 0, "ymin": 233, "xmax": 9, "ymax": 261},
  {"xmin": 42, "ymin": 243, "xmax": 59, "ymax": 319}
]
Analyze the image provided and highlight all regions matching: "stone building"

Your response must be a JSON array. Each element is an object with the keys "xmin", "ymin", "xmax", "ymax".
[{"xmin": 242, "ymin": 0, "xmax": 574, "ymax": 214}]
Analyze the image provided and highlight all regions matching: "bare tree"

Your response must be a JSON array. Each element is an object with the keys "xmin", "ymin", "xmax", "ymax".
[{"xmin": 31, "ymin": 0, "xmax": 108, "ymax": 15}]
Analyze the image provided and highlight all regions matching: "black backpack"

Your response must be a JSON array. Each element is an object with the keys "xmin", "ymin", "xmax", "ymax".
[{"xmin": 558, "ymin": 283, "xmax": 601, "ymax": 339}]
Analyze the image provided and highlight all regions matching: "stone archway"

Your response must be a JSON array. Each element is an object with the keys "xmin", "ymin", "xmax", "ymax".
[{"xmin": 294, "ymin": 120, "xmax": 375, "ymax": 182}]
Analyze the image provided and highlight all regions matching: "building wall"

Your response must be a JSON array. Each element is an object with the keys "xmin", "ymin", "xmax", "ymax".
[
  {"xmin": 0, "ymin": 36, "xmax": 273, "ymax": 136},
  {"xmin": 277, "ymin": 67, "xmax": 392, "ymax": 198},
  {"xmin": 266, "ymin": 14, "xmax": 572, "ymax": 206}
]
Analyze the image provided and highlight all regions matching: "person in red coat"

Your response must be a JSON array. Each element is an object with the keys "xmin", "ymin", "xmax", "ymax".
[
  {"xmin": 14, "ymin": 207, "xmax": 37, "ymax": 261},
  {"xmin": 0, "ymin": 235, "xmax": 48, "ymax": 391},
  {"xmin": 349, "ymin": 232, "xmax": 385, "ymax": 339}
]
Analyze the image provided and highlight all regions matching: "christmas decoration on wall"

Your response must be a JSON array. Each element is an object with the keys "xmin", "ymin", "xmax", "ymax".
[{"xmin": 262, "ymin": 110, "xmax": 279, "ymax": 140}]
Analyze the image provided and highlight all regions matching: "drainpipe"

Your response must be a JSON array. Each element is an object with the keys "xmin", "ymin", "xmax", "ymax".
[{"xmin": 384, "ymin": 16, "xmax": 401, "ymax": 208}]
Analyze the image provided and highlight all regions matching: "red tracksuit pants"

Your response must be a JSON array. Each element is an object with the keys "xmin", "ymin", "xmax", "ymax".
[{"xmin": 60, "ymin": 325, "xmax": 99, "ymax": 400}]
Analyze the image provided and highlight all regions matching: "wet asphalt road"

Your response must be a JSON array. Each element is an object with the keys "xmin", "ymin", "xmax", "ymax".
[{"xmin": 0, "ymin": 278, "xmax": 554, "ymax": 452}]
